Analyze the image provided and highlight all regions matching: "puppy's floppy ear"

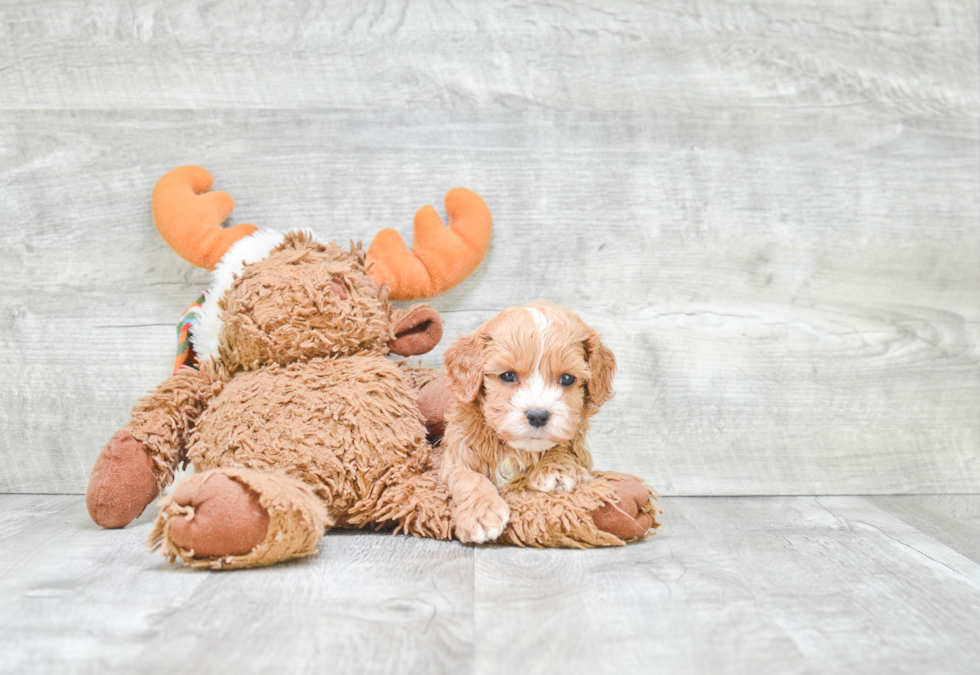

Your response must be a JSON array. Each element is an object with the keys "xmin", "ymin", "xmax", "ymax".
[
  {"xmin": 443, "ymin": 330, "xmax": 488, "ymax": 404},
  {"xmin": 584, "ymin": 328, "xmax": 616, "ymax": 408}
]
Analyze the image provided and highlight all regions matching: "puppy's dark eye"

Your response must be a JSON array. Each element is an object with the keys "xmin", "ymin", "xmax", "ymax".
[
  {"xmin": 499, "ymin": 372, "xmax": 517, "ymax": 383},
  {"xmin": 559, "ymin": 374, "xmax": 576, "ymax": 386}
]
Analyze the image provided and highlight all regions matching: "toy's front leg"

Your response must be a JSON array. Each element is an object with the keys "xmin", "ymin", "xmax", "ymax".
[
  {"xmin": 86, "ymin": 429, "xmax": 160, "ymax": 529},
  {"xmin": 416, "ymin": 376, "xmax": 453, "ymax": 437},
  {"xmin": 392, "ymin": 366, "xmax": 453, "ymax": 438},
  {"xmin": 86, "ymin": 362, "xmax": 227, "ymax": 529}
]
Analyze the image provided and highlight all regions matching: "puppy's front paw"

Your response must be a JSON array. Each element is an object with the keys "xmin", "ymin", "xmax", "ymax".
[
  {"xmin": 529, "ymin": 465, "xmax": 583, "ymax": 492},
  {"xmin": 455, "ymin": 495, "xmax": 510, "ymax": 544}
]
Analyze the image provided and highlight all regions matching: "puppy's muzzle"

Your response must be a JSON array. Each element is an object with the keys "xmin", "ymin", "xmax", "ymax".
[{"xmin": 526, "ymin": 409, "xmax": 550, "ymax": 428}]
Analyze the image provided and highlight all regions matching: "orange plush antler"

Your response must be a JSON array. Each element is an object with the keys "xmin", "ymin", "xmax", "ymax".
[
  {"xmin": 366, "ymin": 188, "xmax": 492, "ymax": 301},
  {"xmin": 152, "ymin": 166, "xmax": 258, "ymax": 270}
]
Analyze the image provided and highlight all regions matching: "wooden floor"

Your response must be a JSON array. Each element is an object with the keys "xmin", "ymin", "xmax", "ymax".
[{"xmin": 1, "ymin": 494, "xmax": 978, "ymax": 674}]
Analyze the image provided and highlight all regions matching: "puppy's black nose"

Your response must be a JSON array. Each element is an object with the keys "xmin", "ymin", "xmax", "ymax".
[{"xmin": 526, "ymin": 409, "xmax": 550, "ymax": 428}]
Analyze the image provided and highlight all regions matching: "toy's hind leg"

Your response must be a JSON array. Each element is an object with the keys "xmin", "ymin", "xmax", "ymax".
[
  {"xmin": 366, "ymin": 468, "xmax": 661, "ymax": 548},
  {"xmin": 498, "ymin": 472, "xmax": 662, "ymax": 548},
  {"xmin": 147, "ymin": 468, "xmax": 331, "ymax": 570}
]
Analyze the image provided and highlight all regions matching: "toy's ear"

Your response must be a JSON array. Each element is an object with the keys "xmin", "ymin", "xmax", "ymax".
[
  {"xmin": 388, "ymin": 306, "xmax": 443, "ymax": 356},
  {"xmin": 443, "ymin": 329, "xmax": 489, "ymax": 404},
  {"xmin": 584, "ymin": 327, "xmax": 616, "ymax": 408}
]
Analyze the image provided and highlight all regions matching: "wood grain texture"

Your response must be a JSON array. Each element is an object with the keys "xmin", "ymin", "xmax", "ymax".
[
  {"xmin": 0, "ymin": 0, "xmax": 977, "ymax": 495},
  {"xmin": 0, "ymin": 494, "xmax": 77, "ymax": 544},
  {"xmin": 473, "ymin": 496, "xmax": 980, "ymax": 675},
  {"xmin": 869, "ymin": 495, "xmax": 980, "ymax": 563},
  {"xmin": 0, "ymin": 0, "xmax": 977, "ymax": 113},
  {"xmin": 1, "ymin": 494, "xmax": 979, "ymax": 674},
  {"xmin": 0, "ymin": 495, "xmax": 474, "ymax": 675}
]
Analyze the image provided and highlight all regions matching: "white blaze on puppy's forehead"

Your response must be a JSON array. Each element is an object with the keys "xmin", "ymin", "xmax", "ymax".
[
  {"xmin": 513, "ymin": 305, "xmax": 563, "ymax": 411},
  {"xmin": 523, "ymin": 306, "xmax": 553, "ymax": 384},
  {"xmin": 525, "ymin": 306, "xmax": 550, "ymax": 366},
  {"xmin": 526, "ymin": 306, "xmax": 550, "ymax": 330}
]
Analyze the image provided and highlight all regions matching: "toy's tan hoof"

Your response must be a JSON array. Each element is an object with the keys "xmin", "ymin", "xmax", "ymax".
[
  {"xmin": 591, "ymin": 477, "xmax": 657, "ymax": 540},
  {"xmin": 87, "ymin": 430, "xmax": 159, "ymax": 529},
  {"xmin": 167, "ymin": 473, "xmax": 270, "ymax": 558}
]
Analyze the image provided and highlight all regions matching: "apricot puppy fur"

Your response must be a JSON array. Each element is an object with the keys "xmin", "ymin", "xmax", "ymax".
[{"xmin": 439, "ymin": 301, "xmax": 616, "ymax": 543}]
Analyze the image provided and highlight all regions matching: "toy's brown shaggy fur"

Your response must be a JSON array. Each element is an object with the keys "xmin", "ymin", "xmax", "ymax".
[
  {"xmin": 90, "ymin": 229, "xmax": 658, "ymax": 569},
  {"xmin": 189, "ymin": 356, "xmax": 433, "ymax": 527},
  {"xmin": 221, "ymin": 235, "xmax": 392, "ymax": 371}
]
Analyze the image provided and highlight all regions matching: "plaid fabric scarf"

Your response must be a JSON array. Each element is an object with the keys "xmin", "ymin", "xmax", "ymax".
[{"xmin": 174, "ymin": 295, "xmax": 206, "ymax": 374}]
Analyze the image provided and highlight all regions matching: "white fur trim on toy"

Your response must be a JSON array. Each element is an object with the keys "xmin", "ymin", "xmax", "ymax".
[{"xmin": 190, "ymin": 230, "xmax": 289, "ymax": 363}]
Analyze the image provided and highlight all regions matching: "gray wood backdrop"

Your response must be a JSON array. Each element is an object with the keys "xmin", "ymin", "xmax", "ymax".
[{"xmin": 1, "ymin": 0, "xmax": 977, "ymax": 496}]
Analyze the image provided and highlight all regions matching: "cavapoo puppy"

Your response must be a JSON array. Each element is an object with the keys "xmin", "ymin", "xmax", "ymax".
[{"xmin": 438, "ymin": 301, "xmax": 616, "ymax": 543}]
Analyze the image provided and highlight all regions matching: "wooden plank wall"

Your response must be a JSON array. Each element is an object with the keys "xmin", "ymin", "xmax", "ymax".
[{"xmin": 1, "ymin": 0, "xmax": 977, "ymax": 495}]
